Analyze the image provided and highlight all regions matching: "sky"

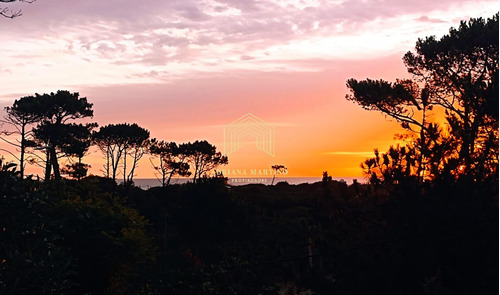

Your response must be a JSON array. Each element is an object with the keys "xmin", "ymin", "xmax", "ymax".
[{"xmin": 0, "ymin": 0, "xmax": 497, "ymax": 180}]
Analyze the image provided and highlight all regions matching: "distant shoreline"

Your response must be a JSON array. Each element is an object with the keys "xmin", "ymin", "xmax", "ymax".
[{"xmin": 131, "ymin": 176, "xmax": 364, "ymax": 189}]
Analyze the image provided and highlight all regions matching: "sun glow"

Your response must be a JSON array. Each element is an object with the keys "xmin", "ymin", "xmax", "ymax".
[{"xmin": 0, "ymin": 0, "xmax": 497, "ymax": 179}]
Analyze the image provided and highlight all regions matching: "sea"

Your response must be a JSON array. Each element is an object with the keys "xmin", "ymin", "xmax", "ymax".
[{"xmin": 132, "ymin": 177, "xmax": 364, "ymax": 189}]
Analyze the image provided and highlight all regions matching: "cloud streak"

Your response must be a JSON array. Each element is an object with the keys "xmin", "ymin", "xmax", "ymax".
[
  {"xmin": 1, "ymin": 0, "xmax": 496, "ymax": 93},
  {"xmin": 322, "ymin": 151, "xmax": 375, "ymax": 157}
]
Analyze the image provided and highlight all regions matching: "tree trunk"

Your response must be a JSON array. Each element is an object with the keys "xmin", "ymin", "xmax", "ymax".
[
  {"xmin": 44, "ymin": 148, "xmax": 51, "ymax": 181},
  {"xmin": 160, "ymin": 158, "xmax": 167, "ymax": 187},
  {"xmin": 128, "ymin": 149, "xmax": 139, "ymax": 184},
  {"xmin": 50, "ymin": 147, "xmax": 60, "ymax": 180},
  {"xmin": 123, "ymin": 146, "xmax": 127, "ymax": 185},
  {"xmin": 19, "ymin": 124, "xmax": 25, "ymax": 179},
  {"xmin": 167, "ymin": 170, "xmax": 174, "ymax": 186},
  {"xmin": 106, "ymin": 145, "xmax": 110, "ymax": 178},
  {"xmin": 417, "ymin": 106, "xmax": 426, "ymax": 183},
  {"xmin": 111, "ymin": 150, "xmax": 117, "ymax": 182},
  {"xmin": 77, "ymin": 156, "xmax": 82, "ymax": 181}
]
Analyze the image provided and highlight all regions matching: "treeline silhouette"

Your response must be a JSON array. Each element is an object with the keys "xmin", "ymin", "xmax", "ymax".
[
  {"xmin": 1, "ymin": 91, "xmax": 227, "ymax": 185},
  {"xmin": 0, "ymin": 14, "xmax": 498, "ymax": 295}
]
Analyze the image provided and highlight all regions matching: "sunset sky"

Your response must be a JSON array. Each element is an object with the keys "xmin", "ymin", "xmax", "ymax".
[{"xmin": 0, "ymin": 0, "xmax": 497, "ymax": 180}]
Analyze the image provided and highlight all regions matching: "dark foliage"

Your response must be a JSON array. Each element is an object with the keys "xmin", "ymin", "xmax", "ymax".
[
  {"xmin": 347, "ymin": 14, "xmax": 499, "ymax": 184},
  {"xmin": 0, "ymin": 158, "xmax": 497, "ymax": 294}
]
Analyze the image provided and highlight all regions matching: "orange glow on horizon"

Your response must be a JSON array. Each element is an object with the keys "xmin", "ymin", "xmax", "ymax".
[{"xmin": 2, "ymin": 56, "xmax": 411, "ymax": 180}]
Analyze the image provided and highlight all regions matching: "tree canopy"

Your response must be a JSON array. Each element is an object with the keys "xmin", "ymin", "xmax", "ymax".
[
  {"xmin": 30, "ymin": 91, "xmax": 95, "ymax": 180},
  {"xmin": 188, "ymin": 140, "xmax": 228, "ymax": 183},
  {"xmin": 149, "ymin": 140, "xmax": 191, "ymax": 186},
  {"xmin": 1, "ymin": 91, "xmax": 95, "ymax": 180},
  {"xmin": 346, "ymin": 14, "xmax": 499, "ymax": 184},
  {"xmin": 93, "ymin": 123, "xmax": 150, "ymax": 184}
]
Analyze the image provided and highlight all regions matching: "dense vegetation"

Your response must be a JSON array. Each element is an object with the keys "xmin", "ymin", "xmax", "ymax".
[
  {"xmin": 0, "ymin": 14, "xmax": 498, "ymax": 295},
  {"xmin": 1, "ymin": 169, "xmax": 497, "ymax": 294}
]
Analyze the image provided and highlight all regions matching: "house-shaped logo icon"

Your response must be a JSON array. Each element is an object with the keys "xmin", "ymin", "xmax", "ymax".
[{"xmin": 224, "ymin": 113, "xmax": 274, "ymax": 156}]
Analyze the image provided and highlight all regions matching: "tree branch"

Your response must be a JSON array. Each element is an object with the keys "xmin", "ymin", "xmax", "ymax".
[{"xmin": 0, "ymin": 0, "xmax": 36, "ymax": 18}]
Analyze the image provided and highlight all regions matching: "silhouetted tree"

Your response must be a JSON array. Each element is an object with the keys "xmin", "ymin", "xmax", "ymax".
[
  {"xmin": 58, "ymin": 123, "xmax": 96, "ymax": 180},
  {"xmin": 322, "ymin": 171, "xmax": 332, "ymax": 183},
  {"xmin": 271, "ymin": 164, "xmax": 287, "ymax": 185},
  {"xmin": 93, "ymin": 124, "xmax": 125, "ymax": 181},
  {"xmin": 93, "ymin": 123, "xmax": 149, "ymax": 184},
  {"xmin": 122, "ymin": 123, "xmax": 150, "ymax": 184},
  {"xmin": 346, "ymin": 78, "xmax": 433, "ymax": 182},
  {"xmin": 30, "ymin": 91, "xmax": 94, "ymax": 180},
  {"xmin": 404, "ymin": 14, "xmax": 498, "ymax": 180},
  {"xmin": 1, "ymin": 95, "xmax": 43, "ymax": 178},
  {"xmin": 361, "ymin": 146, "xmax": 420, "ymax": 185},
  {"xmin": 149, "ymin": 139, "xmax": 191, "ymax": 186},
  {"xmin": 347, "ymin": 14, "xmax": 498, "ymax": 183},
  {"xmin": 187, "ymin": 140, "xmax": 228, "ymax": 182},
  {"xmin": 346, "ymin": 79, "xmax": 427, "ymax": 130}
]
